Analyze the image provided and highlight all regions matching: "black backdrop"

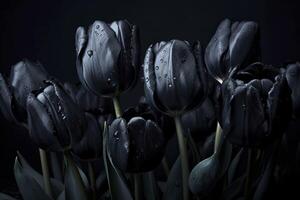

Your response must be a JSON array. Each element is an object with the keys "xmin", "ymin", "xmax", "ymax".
[{"xmin": 1, "ymin": 0, "xmax": 300, "ymax": 191}]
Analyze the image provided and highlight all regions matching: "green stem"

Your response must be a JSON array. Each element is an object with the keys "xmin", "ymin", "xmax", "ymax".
[
  {"xmin": 88, "ymin": 162, "xmax": 96, "ymax": 200},
  {"xmin": 244, "ymin": 149, "xmax": 253, "ymax": 200},
  {"xmin": 112, "ymin": 96, "xmax": 122, "ymax": 118},
  {"xmin": 39, "ymin": 149, "xmax": 53, "ymax": 198},
  {"xmin": 134, "ymin": 174, "xmax": 142, "ymax": 200},
  {"xmin": 174, "ymin": 116, "xmax": 189, "ymax": 200},
  {"xmin": 214, "ymin": 122, "xmax": 222, "ymax": 153}
]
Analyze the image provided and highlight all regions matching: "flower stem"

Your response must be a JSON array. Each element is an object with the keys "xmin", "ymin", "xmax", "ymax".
[
  {"xmin": 214, "ymin": 122, "xmax": 222, "ymax": 153},
  {"xmin": 244, "ymin": 149, "xmax": 253, "ymax": 200},
  {"xmin": 39, "ymin": 148, "xmax": 53, "ymax": 198},
  {"xmin": 174, "ymin": 116, "xmax": 189, "ymax": 200},
  {"xmin": 88, "ymin": 162, "xmax": 96, "ymax": 200},
  {"xmin": 134, "ymin": 174, "xmax": 142, "ymax": 200},
  {"xmin": 112, "ymin": 96, "xmax": 122, "ymax": 118},
  {"xmin": 162, "ymin": 157, "xmax": 170, "ymax": 176}
]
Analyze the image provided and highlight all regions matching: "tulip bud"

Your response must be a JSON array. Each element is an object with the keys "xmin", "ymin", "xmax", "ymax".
[
  {"xmin": 75, "ymin": 20, "xmax": 140, "ymax": 97},
  {"xmin": 0, "ymin": 60, "xmax": 49, "ymax": 124},
  {"xmin": 108, "ymin": 117, "xmax": 165, "ymax": 172},
  {"xmin": 205, "ymin": 19, "xmax": 260, "ymax": 83},
  {"xmin": 144, "ymin": 40, "xmax": 207, "ymax": 117},
  {"xmin": 220, "ymin": 63, "xmax": 292, "ymax": 147},
  {"xmin": 26, "ymin": 80, "xmax": 85, "ymax": 151},
  {"xmin": 72, "ymin": 112, "xmax": 102, "ymax": 161}
]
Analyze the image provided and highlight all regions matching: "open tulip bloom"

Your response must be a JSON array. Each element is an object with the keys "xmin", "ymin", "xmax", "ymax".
[{"xmin": 0, "ymin": 18, "xmax": 299, "ymax": 200}]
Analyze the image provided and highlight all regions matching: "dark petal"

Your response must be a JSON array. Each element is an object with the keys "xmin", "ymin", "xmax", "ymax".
[
  {"xmin": 82, "ymin": 21, "xmax": 121, "ymax": 97},
  {"xmin": 63, "ymin": 82, "xmax": 78, "ymax": 102},
  {"xmin": 267, "ymin": 74, "xmax": 292, "ymax": 138},
  {"xmin": 108, "ymin": 118, "xmax": 130, "ymax": 171},
  {"xmin": 152, "ymin": 41, "xmax": 167, "ymax": 54},
  {"xmin": 144, "ymin": 45, "xmax": 166, "ymax": 113},
  {"xmin": 205, "ymin": 19, "xmax": 231, "ymax": 81},
  {"xmin": 110, "ymin": 20, "xmax": 137, "ymax": 92},
  {"xmin": 75, "ymin": 27, "xmax": 87, "ymax": 56},
  {"xmin": 0, "ymin": 73, "xmax": 18, "ymax": 123},
  {"xmin": 50, "ymin": 81, "xmax": 85, "ymax": 148},
  {"xmin": 26, "ymin": 94, "xmax": 62, "ymax": 151},
  {"xmin": 10, "ymin": 60, "xmax": 49, "ymax": 111},
  {"xmin": 229, "ymin": 21, "xmax": 258, "ymax": 69},
  {"xmin": 181, "ymin": 98, "xmax": 217, "ymax": 140},
  {"xmin": 286, "ymin": 63, "xmax": 300, "ymax": 117},
  {"xmin": 155, "ymin": 40, "xmax": 200, "ymax": 115},
  {"xmin": 130, "ymin": 25, "xmax": 141, "ymax": 70},
  {"xmin": 72, "ymin": 112, "xmax": 102, "ymax": 161}
]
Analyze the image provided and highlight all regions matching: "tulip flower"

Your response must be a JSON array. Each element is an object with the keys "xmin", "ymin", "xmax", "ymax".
[
  {"xmin": 75, "ymin": 20, "xmax": 140, "ymax": 98},
  {"xmin": 0, "ymin": 60, "xmax": 49, "ymax": 125},
  {"xmin": 220, "ymin": 62, "xmax": 292, "ymax": 147},
  {"xmin": 144, "ymin": 39, "xmax": 208, "ymax": 200},
  {"xmin": 205, "ymin": 19, "xmax": 260, "ymax": 83},
  {"xmin": 108, "ymin": 117, "xmax": 165, "ymax": 172},
  {"xmin": 26, "ymin": 80, "xmax": 85, "ymax": 152},
  {"xmin": 286, "ymin": 62, "xmax": 300, "ymax": 118},
  {"xmin": 72, "ymin": 112, "xmax": 102, "ymax": 161}
]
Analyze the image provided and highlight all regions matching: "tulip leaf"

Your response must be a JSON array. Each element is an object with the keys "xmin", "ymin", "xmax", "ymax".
[
  {"xmin": 221, "ymin": 175, "xmax": 246, "ymax": 200},
  {"xmin": 228, "ymin": 148, "xmax": 244, "ymax": 184},
  {"xmin": 103, "ymin": 122, "xmax": 133, "ymax": 200},
  {"xmin": 14, "ymin": 152, "xmax": 64, "ymax": 200},
  {"xmin": 163, "ymin": 156, "xmax": 183, "ymax": 200},
  {"xmin": 64, "ymin": 152, "xmax": 88, "ymax": 200},
  {"xmin": 143, "ymin": 172, "xmax": 160, "ymax": 200},
  {"xmin": 0, "ymin": 193, "xmax": 18, "ymax": 200},
  {"xmin": 76, "ymin": 166, "xmax": 89, "ymax": 189},
  {"xmin": 50, "ymin": 152, "xmax": 63, "ymax": 182}
]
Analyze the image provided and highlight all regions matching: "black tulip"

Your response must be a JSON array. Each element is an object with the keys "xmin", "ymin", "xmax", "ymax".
[
  {"xmin": 0, "ymin": 60, "xmax": 49, "ymax": 124},
  {"xmin": 108, "ymin": 117, "xmax": 165, "ymax": 172},
  {"xmin": 220, "ymin": 63, "xmax": 292, "ymax": 147},
  {"xmin": 72, "ymin": 112, "xmax": 102, "ymax": 161},
  {"xmin": 181, "ymin": 98, "xmax": 217, "ymax": 141},
  {"xmin": 26, "ymin": 80, "xmax": 85, "ymax": 152},
  {"xmin": 64, "ymin": 82, "xmax": 113, "ymax": 115},
  {"xmin": 286, "ymin": 62, "xmax": 300, "ymax": 118},
  {"xmin": 205, "ymin": 19, "xmax": 260, "ymax": 83},
  {"xmin": 144, "ymin": 40, "xmax": 207, "ymax": 116},
  {"xmin": 75, "ymin": 20, "xmax": 140, "ymax": 97}
]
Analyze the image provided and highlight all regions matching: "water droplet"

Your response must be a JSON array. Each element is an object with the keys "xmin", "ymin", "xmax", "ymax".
[
  {"xmin": 164, "ymin": 74, "xmax": 168, "ymax": 78},
  {"xmin": 62, "ymin": 115, "xmax": 67, "ymax": 120},
  {"xmin": 173, "ymin": 77, "xmax": 176, "ymax": 80},
  {"xmin": 145, "ymin": 77, "xmax": 149, "ymax": 82},
  {"xmin": 107, "ymin": 78, "xmax": 111, "ymax": 84},
  {"xmin": 168, "ymin": 83, "xmax": 172, "ymax": 87},
  {"xmin": 155, "ymin": 66, "xmax": 159, "ymax": 70},
  {"xmin": 160, "ymin": 58, "xmax": 164, "ymax": 63},
  {"xmin": 87, "ymin": 50, "xmax": 93, "ymax": 57},
  {"xmin": 242, "ymin": 104, "xmax": 247, "ymax": 110},
  {"xmin": 113, "ymin": 131, "xmax": 119, "ymax": 140},
  {"xmin": 96, "ymin": 25, "xmax": 100, "ymax": 29}
]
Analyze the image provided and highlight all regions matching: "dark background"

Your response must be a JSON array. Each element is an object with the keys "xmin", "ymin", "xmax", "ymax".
[{"xmin": 1, "ymin": 0, "xmax": 300, "ymax": 192}]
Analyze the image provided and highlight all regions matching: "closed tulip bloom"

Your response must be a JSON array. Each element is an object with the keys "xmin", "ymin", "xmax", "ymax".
[
  {"xmin": 108, "ymin": 117, "xmax": 165, "ymax": 172},
  {"xmin": 0, "ymin": 60, "xmax": 49, "ymax": 124},
  {"xmin": 75, "ymin": 20, "xmax": 140, "ymax": 97},
  {"xmin": 205, "ymin": 19, "xmax": 260, "ymax": 83},
  {"xmin": 286, "ymin": 62, "xmax": 300, "ymax": 117},
  {"xmin": 72, "ymin": 112, "xmax": 102, "ymax": 161},
  {"xmin": 220, "ymin": 63, "xmax": 292, "ymax": 147},
  {"xmin": 26, "ymin": 80, "xmax": 85, "ymax": 152},
  {"xmin": 144, "ymin": 40, "xmax": 207, "ymax": 117}
]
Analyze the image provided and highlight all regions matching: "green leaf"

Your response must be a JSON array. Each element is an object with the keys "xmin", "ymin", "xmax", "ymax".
[
  {"xmin": 64, "ymin": 152, "xmax": 88, "ymax": 200},
  {"xmin": 103, "ymin": 122, "xmax": 133, "ymax": 200},
  {"xmin": 163, "ymin": 156, "xmax": 183, "ymax": 200},
  {"xmin": 143, "ymin": 172, "xmax": 160, "ymax": 200},
  {"xmin": 14, "ymin": 152, "xmax": 64, "ymax": 200},
  {"xmin": 76, "ymin": 166, "xmax": 89, "ymax": 189},
  {"xmin": 0, "ymin": 193, "xmax": 18, "ymax": 200}
]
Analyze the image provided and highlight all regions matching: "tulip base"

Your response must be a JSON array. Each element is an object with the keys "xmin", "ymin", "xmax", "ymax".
[
  {"xmin": 113, "ymin": 96, "xmax": 122, "ymax": 118},
  {"xmin": 39, "ymin": 148, "xmax": 53, "ymax": 198},
  {"xmin": 174, "ymin": 116, "xmax": 189, "ymax": 200}
]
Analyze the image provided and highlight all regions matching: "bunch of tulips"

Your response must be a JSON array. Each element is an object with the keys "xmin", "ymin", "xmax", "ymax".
[{"xmin": 0, "ymin": 18, "xmax": 299, "ymax": 200}]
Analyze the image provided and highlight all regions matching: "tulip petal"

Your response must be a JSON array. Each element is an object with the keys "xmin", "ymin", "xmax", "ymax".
[
  {"xmin": 27, "ymin": 94, "xmax": 62, "ymax": 151},
  {"xmin": 75, "ymin": 26, "xmax": 87, "ymax": 56},
  {"xmin": 0, "ymin": 73, "xmax": 18, "ymax": 123},
  {"xmin": 286, "ymin": 63, "xmax": 300, "ymax": 117}
]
